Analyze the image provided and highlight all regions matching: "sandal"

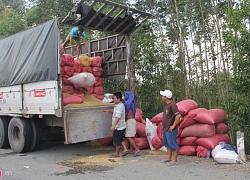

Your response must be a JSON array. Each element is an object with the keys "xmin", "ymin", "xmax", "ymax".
[
  {"xmin": 122, "ymin": 151, "xmax": 130, "ymax": 156},
  {"xmin": 110, "ymin": 154, "xmax": 119, "ymax": 158},
  {"xmin": 133, "ymin": 150, "xmax": 141, "ymax": 157},
  {"xmin": 168, "ymin": 162, "xmax": 179, "ymax": 166},
  {"xmin": 161, "ymin": 159, "xmax": 171, "ymax": 163}
]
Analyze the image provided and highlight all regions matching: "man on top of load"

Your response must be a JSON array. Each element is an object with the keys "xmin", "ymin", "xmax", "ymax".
[{"xmin": 62, "ymin": 26, "xmax": 90, "ymax": 59}]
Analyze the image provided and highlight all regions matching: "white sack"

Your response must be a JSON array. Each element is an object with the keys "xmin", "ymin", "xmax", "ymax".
[
  {"xmin": 68, "ymin": 73, "xmax": 95, "ymax": 87},
  {"xmin": 212, "ymin": 145, "xmax": 242, "ymax": 164}
]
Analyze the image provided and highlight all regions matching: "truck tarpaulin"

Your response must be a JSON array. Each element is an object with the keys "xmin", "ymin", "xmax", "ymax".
[{"xmin": 0, "ymin": 19, "xmax": 59, "ymax": 87}]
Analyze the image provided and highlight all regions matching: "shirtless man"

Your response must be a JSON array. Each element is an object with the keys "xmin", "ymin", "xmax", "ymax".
[{"xmin": 122, "ymin": 91, "xmax": 140, "ymax": 157}]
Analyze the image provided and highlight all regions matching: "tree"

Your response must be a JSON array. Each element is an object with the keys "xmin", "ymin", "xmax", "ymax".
[{"xmin": 0, "ymin": 7, "xmax": 25, "ymax": 38}]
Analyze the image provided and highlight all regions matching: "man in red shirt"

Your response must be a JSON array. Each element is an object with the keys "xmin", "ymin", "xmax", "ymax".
[{"xmin": 160, "ymin": 90, "xmax": 181, "ymax": 165}]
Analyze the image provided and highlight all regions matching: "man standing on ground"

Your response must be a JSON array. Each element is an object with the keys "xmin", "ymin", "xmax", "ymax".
[
  {"xmin": 62, "ymin": 26, "xmax": 90, "ymax": 59},
  {"xmin": 160, "ymin": 90, "xmax": 181, "ymax": 166},
  {"xmin": 122, "ymin": 91, "xmax": 140, "ymax": 157},
  {"xmin": 104, "ymin": 92, "xmax": 126, "ymax": 157}
]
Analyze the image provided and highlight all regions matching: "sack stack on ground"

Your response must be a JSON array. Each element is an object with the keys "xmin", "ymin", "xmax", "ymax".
[{"xmin": 148, "ymin": 99, "xmax": 232, "ymax": 160}]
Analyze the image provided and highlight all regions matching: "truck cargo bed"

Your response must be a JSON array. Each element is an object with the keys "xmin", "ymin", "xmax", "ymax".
[{"xmin": 63, "ymin": 105, "xmax": 114, "ymax": 144}]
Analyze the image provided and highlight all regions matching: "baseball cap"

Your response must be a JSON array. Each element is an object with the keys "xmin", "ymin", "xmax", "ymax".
[{"xmin": 160, "ymin": 90, "xmax": 173, "ymax": 99}]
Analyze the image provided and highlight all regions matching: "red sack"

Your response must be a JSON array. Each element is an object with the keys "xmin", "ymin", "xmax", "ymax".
[
  {"xmin": 180, "ymin": 108, "xmax": 207, "ymax": 128},
  {"xmin": 93, "ymin": 77, "xmax": 102, "ymax": 87},
  {"xmin": 178, "ymin": 146, "xmax": 196, "ymax": 156},
  {"xmin": 62, "ymin": 66, "xmax": 74, "ymax": 76},
  {"xmin": 63, "ymin": 94, "xmax": 84, "ymax": 105},
  {"xmin": 85, "ymin": 86, "xmax": 93, "ymax": 95},
  {"xmin": 63, "ymin": 85, "xmax": 75, "ymax": 95},
  {"xmin": 135, "ymin": 137, "xmax": 149, "ymax": 150},
  {"xmin": 62, "ymin": 75, "xmax": 72, "ymax": 85},
  {"xmin": 135, "ymin": 109, "xmax": 143, "ymax": 122},
  {"xmin": 136, "ymin": 121, "xmax": 146, "ymax": 137},
  {"xmin": 82, "ymin": 66, "xmax": 92, "ymax": 73},
  {"xmin": 92, "ymin": 86, "xmax": 103, "ymax": 95},
  {"xmin": 98, "ymin": 137, "xmax": 113, "ymax": 146},
  {"xmin": 151, "ymin": 135, "xmax": 164, "ymax": 149},
  {"xmin": 194, "ymin": 108, "xmax": 226, "ymax": 124},
  {"xmin": 150, "ymin": 112, "xmax": 163, "ymax": 124},
  {"xmin": 156, "ymin": 122, "xmax": 163, "ymax": 139},
  {"xmin": 60, "ymin": 45, "xmax": 64, "ymax": 56},
  {"xmin": 92, "ymin": 67, "xmax": 104, "ymax": 77},
  {"xmin": 73, "ymin": 84, "xmax": 86, "ymax": 94},
  {"xmin": 180, "ymin": 123, "xmax": 215, "ymax": 138},
  {"xmin": 196, "ymin": 146, "xmax": 210, "ymax": 158},
  {"xmin": 73, "ymin": 60, "xmax": 83, "ymax": 73},
  {"xmin": 196, "ymin": 134, "xmax": 230, "ymax": 150},
  {"xmin": 62, "ymin": 54, "xmax": 74, "ymax": 67},
  {"xmin": 177, "ymin": 126, "xmax": 182, "ymax": 137},
  {"xmin": 180, "ymin": 136, "xmax": 198, "ymax": 146},
  {"xmin": 215, "ymin": 123, "xmax": 229, "ymax": 134},
  {"xmin": 90, "ymin": 56, "xmax": 102, "ymax": 67},
  {"xmin": 176, "ymin": 99, "xmax": 199, "ymax": 115},
  {"xmin": 177, "ymin": 137, "xmax": 181, "ymax": 146}
]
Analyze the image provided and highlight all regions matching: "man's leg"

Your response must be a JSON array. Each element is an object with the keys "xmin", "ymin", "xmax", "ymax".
[
  {"xmin": 171, "ymin": 148, "xmax": 179, "ymax": 162},
  {"xmin": 167, "ymin": 147, "xmax": 172, "ymax": 160},
  {"xmin": 77, "ymin": 44, "xmax": 81, "ymax": 59},
  {"xmin": 121, "ymin": 141, "xmax": 128, "ymax": 153},
  {"xmin": 63, "ymin": 34, "xmax": 71, "ymax": 48},
  {"xmin": 127, "ymin": 137, "xmax": 139, "ymax": 153},
  {"xmin": 115, "ymin": 146, "xmax": 121, "ymax": 156}
]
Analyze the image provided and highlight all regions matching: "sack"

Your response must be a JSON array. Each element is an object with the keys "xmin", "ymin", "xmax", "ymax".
[
  {"xmin": 79, "ymin": 55, "xmax": 92, "ymax": 66},
  {"xmin": 68, "ymin": 73, "xmax": 95, "ymax": 87},
  {"xmin": 176, "ymin": 99, "xmax": 199, "ymax": 115},
  {"xmin": 179, "ymin": 108, "xmax": 207, "ymax": 128},
  {"xmin": 180, "ymin": 124, "xmax": 215, "ymax": 138},
  {"xmin": 212, "ymin": 145, "xmax": 242, "ymax": 164},
  {"xmin": 194, "ymin": 109, "xmax": 226, "ymax": 124},
  {"xmin": 145, "ymin": 118, "xmax": 157, "ymax": 150},
  {"xmin": 90, "ymin": 56, "xmax": 102, "ymax": 67}
]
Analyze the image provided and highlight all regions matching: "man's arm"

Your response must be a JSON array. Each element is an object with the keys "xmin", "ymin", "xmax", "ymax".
[
  {"xmin": 111, "ymin": 117, "xmax": 120, "ymax": 131},
  {"xmin": 169, "ymin": 114, "xmax": 181, "ymax": 131},
  {"xmin": 69, "ymin": 36, "xmax": 77, "ymax": 51}
]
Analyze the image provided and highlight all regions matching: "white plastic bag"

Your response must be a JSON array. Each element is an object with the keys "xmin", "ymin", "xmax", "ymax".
[
  {"xmin": 212, "ymin": 145, "xmax": 242, "ymax": 164},
  {"xmin": 145, "ymin": 118, "xmax": 157, "ymax": 150},
  {"xmin": 68, "ymin": 73, "xmax": 95, "ymax": 87}
]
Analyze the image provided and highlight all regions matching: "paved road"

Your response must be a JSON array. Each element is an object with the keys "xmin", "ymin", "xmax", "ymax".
[{"xmin": 0, "ymin": 140, "xmax": 250, "ymax": 180}]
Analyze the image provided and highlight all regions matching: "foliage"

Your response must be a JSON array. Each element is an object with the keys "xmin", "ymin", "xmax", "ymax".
[{"xmin": 0, "ymin": 7, "xmax": 25, "ymax": 39}]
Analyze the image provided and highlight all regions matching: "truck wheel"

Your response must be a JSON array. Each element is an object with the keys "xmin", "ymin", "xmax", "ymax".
[
  {"xmin": 0, "ymin": 117, "xmax": 10, "ymax": 148},
  {"xmin": 30, "ymin": 118, "xmax": 43, "ymax": 151},
  {"xmin": 8, "ymin": 117, "xmax": 32, "ymax": 153}
]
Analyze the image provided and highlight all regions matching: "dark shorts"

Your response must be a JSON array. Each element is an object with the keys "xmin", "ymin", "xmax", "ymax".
[
  {"xmin": 163, "ymin": 128, "xmax": 179, "ymax": 151},
  {"xmin": 113, "ymin": 129, "xmax": 125, "ymax": 146}
]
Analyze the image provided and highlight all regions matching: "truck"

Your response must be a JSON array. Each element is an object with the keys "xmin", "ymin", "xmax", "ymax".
[{"xmin": 0, "ymin": 0, "xmax": 151, "ymax": 153}]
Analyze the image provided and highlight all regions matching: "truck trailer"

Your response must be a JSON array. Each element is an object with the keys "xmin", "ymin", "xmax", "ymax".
[{"xmin": 0, "ymin": 0, "xmax": 151, "ymax": 153}]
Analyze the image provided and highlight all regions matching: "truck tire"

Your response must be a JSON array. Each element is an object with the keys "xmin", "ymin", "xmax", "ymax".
[
  {"xmin": 30, "ymin": 118, "xmax": 43, "ymax": 151},
  {"xmin": 8, "ymin": 117, "xmax": 32, "ymax": 153},
  {"xmin": 0, "ymin": 117, "xmax": 10, "ymax": 148}
]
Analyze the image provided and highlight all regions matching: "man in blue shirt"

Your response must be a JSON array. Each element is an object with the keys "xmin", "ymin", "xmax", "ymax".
[{"xmin": 62, "ymin": 26, "xmax": 90, "ymax": 59}]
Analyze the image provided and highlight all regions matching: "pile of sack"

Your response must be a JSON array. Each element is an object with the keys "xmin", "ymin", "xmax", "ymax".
[
  {"xmin": 60, "ymin": 52, "xmax": 104, "ymax": 106},
  {"xmin": 148, "ymin": 99, "xmax": 242, "ymax": 163}
]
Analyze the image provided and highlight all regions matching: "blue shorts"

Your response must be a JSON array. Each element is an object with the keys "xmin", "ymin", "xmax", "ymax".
[
  {"xmin": 163, "ymin": 129, "xmax": 179, "ymax": 151},
  {"xmin": 113, "ymin": 129, "xmax": 125, "ymax": 146}
]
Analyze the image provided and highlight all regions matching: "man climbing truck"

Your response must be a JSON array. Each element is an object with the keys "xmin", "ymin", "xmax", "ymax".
[{"xmin": 0, "ymin": 0, "xmax": 151, "ymax": 153}]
